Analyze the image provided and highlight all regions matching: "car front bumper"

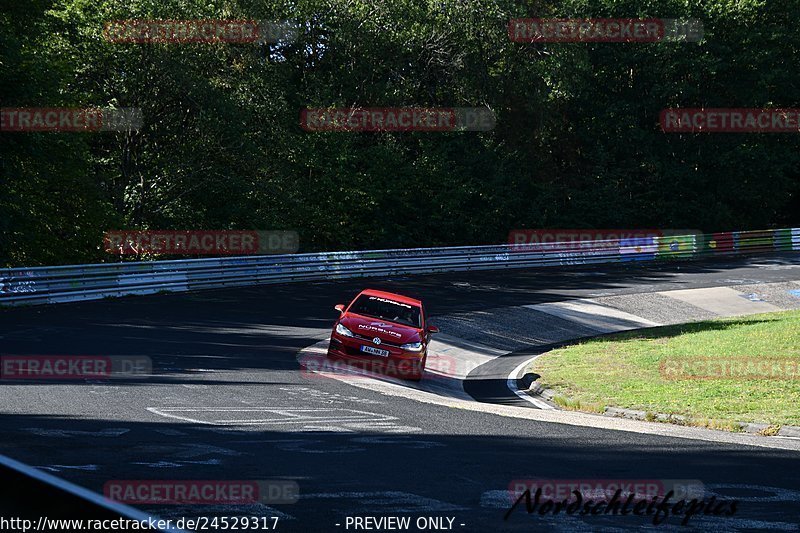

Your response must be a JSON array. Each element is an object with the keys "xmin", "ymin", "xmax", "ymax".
[{"xmin": 327, "ymin": 332, "xmax": 425, "ymax": 379}]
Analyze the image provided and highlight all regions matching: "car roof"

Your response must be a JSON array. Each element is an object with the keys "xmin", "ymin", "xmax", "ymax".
[{"xmin": 357, "ymin": 289, "xmax": 422, "ymax": 306}]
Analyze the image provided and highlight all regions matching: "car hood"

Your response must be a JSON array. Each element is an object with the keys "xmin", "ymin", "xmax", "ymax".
[{"xmin": 341, "ymin": 314, "xmax": 421, "ymax": 344}]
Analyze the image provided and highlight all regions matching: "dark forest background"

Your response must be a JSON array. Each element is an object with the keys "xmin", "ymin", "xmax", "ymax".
[{"xmin": 2, "ymin": 0, "xmax": 799, "ymax": 266}]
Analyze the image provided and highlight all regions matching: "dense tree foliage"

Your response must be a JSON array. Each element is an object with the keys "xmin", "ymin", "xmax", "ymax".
[{"xmin": 2, "ymin": 0, "xmax": 799, "ymax": 266}]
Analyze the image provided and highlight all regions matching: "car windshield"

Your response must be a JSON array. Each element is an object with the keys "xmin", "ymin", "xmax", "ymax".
[{"xmin": 348, "ymin": 295, "xmax": 422, "ymax": 328}]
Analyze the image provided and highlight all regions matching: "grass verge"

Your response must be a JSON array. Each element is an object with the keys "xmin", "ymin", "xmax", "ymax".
[{"xmin": 528, "ymin": 310, "xmax": 800, "ymax": 430}]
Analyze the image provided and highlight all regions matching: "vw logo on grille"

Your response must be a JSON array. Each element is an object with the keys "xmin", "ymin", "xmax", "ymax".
[{"xmin": 372, "ymin": 337, "xmax": 381, "ymax": 345}]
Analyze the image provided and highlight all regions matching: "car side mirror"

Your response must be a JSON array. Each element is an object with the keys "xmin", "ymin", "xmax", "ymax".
[
  {"xmin": 334, "ymin": 304, "xmax": 345, "ymax": 314},
  {"xmin": 427, "ymin": 325, "xmax": 439, "ymax": 334}
]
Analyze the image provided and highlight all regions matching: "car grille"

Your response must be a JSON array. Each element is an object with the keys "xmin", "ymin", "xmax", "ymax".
[{"xmin": 352, "ymin": 333, "xmax": 403, "ymax": 348}]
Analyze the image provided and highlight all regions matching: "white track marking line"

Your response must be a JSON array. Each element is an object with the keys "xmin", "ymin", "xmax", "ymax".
[
  {"xmin": 507, "ymin": 358, "xmax": 554, "ymax": 410},
  {"xmin": 39, "ymin": 464, "xmax": 100, "ymax": 472},
  {"xmin": 299, "ymin": 426, "xmax": 354, "ymax": 432},
  {"xmin": 146, "ymin": 407, "xmax": 211, "ymax": 425},
  {"xmin": 148, "ymin": 407, "xmax": 398, "ymax": 427},
  {"xmin": 23, "ymin": 428, "xmax": 129, "ymax": 438},
  {"xmin": 217, "ymin": 417, "xmax": 389, "ymax": 424}
]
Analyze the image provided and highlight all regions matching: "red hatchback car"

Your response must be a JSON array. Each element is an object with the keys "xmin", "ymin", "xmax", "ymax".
[{"xmin": 327, "ymin": 289, "xmax": 439, "ymax": 381}]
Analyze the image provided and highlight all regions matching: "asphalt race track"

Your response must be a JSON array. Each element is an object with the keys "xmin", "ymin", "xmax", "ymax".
[{"xmin": 2, "ymin": 254, "xmax": 800, "ymax": 532}]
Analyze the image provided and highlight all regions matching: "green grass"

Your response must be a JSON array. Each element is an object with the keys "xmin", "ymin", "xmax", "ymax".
[{"xmin": 528, "ymin": 310, "xmax": 800, "ymax": 430}]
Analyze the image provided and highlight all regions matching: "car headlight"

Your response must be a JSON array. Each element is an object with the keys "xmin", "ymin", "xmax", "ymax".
[
  {"xmin": 336, "ymin": 323, "xmax": 355, "ymax": 337},
  {"xmin": 400, "ymin": 341, "xmax": 423, "ymax": 352}
]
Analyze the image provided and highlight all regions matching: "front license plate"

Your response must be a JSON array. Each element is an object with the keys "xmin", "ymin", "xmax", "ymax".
[{"xmin": 360, "ymin": 345, "xmax": 390, "ymax": 357}]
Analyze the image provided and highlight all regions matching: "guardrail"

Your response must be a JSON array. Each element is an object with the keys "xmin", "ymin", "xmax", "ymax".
[
  {"xmin": 1, "ymin": 229, "xmax": 798, "ymax": 306},
  {"xmin": 0, "ymin": 453, "xmax": 185, "ymax": 532}
]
